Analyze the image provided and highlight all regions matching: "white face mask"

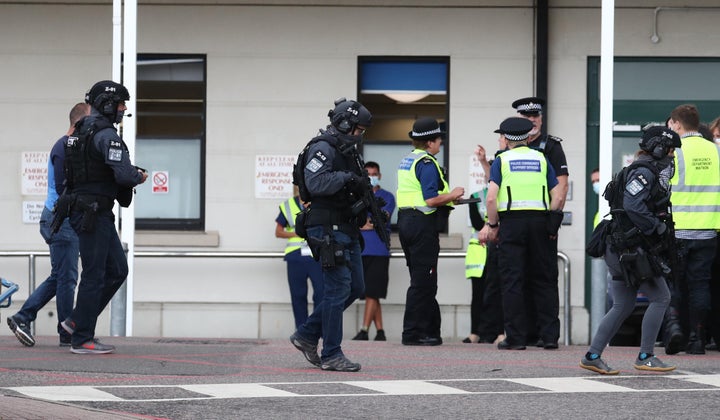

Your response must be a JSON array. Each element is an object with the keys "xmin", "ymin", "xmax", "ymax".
[
  {"xmin": 592, "ymin": 181, "xmax": 600, "ymax": 195},
  {"xmin": 369, "ymin": 175, "xmax": 380, "ymax": 187},
  {"xmin": 715, "ymin": 138, "xmax": 720, "ymax": 146}
]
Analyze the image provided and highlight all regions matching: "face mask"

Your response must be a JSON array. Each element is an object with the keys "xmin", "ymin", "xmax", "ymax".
[
  {"xmin": 369, "ymin": 175, "xmax": 380, "ymax": 187},
  {"xmin": 715, "ymin": 138, "xmax": 720, "ymax": 146},
  {"xmin": 114, "ymin": 110, "xmax": 125, "ymax": 124},
  {"xmin": 592, "ymin": 181, "xmax": 600, "ymax": 195}
]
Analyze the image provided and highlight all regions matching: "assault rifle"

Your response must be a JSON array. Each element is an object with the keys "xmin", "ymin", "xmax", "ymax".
[{"xmin": 348, "ymin": 149, "xmax": 391, "ymax": 250}]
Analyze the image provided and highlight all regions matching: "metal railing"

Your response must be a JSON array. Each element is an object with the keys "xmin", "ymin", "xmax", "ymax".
[{"xmin": 1, "ymin": 250, "xmax": 571, "ymax": 345}]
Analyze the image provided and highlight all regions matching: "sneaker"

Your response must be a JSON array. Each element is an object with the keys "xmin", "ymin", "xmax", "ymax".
[
  {"xmin": 290, "ymin": 332, "xmax": 321, "ymax": 367},
  {"xmin": 580, "ymin": 356, "xmax": 619, "ymax": 375},
  {"xmin": 7, "ymin": 316, "xmax": 35, "ymax": 347},
  {"xmin": 352, "ymin": 330, "xmax": 369, "ymax": 341},
  {"xmin": 60, "ymin": 318, "xmax": 76, "ymax": 335},
  {"xmin": 321, "ymin": 354, "xmax": 361, "ymax": 372},
  {"xmin": 634, "ymin": 355, "xmax": 676, "ymax": 372},
  {"xmin": 59, "ymin": 336, "xmax": 72, "ymax": 347},
  {"xmin": 70, "ymin": 339, "xmax": 115, "ymax": 354},
  {"xmin": 374, "ymin": 330, "xmax": 386, "ymax": 341}
]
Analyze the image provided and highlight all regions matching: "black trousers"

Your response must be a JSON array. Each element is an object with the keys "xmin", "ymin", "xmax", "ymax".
[
  {"xmin": 470, "ymin": 242, "xmax": 504, "ymax": 341},
  {"xmin": 398, "ymin": 210, "xmax": 441, "ymax": 340},
  {"xmin": 497, "ymin": 212, "xmax": 560, "ymax": 346}
]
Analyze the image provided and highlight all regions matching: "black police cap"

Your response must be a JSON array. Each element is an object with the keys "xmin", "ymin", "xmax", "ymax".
[
  {"xmin": 409, "ymin": 117, "xmax": 446, "ymax": 141},
  {"xmin": 512, "ymin": 96, "xmax": 545, "ymax": 115},
  {"xmin": 494, "ymin": 117, "xmax": 534, "ymax": 141}
]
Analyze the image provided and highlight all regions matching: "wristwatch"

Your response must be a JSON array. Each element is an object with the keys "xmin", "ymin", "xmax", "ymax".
[{"xmin": 487, "ymin": 222, "xmax": 499, "ymax": 228}]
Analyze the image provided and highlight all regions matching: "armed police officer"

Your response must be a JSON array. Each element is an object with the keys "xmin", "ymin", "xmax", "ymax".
[
  {"xmin": 289, "ymin": 98, "xmax": 373, "ymax": 372},
  {"xmin": 60, "ymin": 80, "xmax": 147, "ymax": 354},
  {"xmin": 580, "ymin": 126, "xmax": 680, "ymax": 374}
]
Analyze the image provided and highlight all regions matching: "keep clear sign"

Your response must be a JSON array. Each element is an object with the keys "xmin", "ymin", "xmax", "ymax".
[
  {"xmin": 255, "ymin": 155, "xmax": 295, "ymax": 199},
  {"xmin": 22, "ymin": 151, "xmax": 49, "ymax": 196}
]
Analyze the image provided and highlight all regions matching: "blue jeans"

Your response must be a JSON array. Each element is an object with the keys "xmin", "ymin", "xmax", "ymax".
[
  {"xmin": 69, "ymin": 208, "xmax": 128, "ymax": 346},
  {"xmin": 285, "ymin": 249, "xmax": 324, "ymax": 329},
  {"xmin": 296, "ymin": 225, "xmax": 364, "ymax": 360},
  {"xmin": 15, "ymin": 207, "xmax": 79, "ymax": 339}
]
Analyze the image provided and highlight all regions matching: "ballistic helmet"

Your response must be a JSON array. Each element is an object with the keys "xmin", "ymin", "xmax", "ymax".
[
  {"xmin": 85, "ymin": 80, "xmax": 130, "ymax": 120},
  {"xmin": 639, "ymin": 126, "xmax": 681, "ymax": 159},
  {"xmin": 328, "ymin": 98, "xmax": 372, "ymax": 134}
]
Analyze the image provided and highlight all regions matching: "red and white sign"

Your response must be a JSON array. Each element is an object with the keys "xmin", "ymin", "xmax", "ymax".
[
  {"xmin": 255, "ymin": 155, "xmax": 295, "ymax": 199},
  {"xmin": 21, "ymin": 151, "xmax": 49, "ymax": 196},
  {"xmin": 152, "ymin": 171, "xmax": 169, "ymax": 194}
]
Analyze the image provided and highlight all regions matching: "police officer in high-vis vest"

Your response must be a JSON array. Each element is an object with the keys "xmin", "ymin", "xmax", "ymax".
[
  {"xmin": 478, "ymin": 117, "xmax": 563, "ymax": 350},
  {"xmin": 397, "ymin": 117, "xmax": 465, "ymax": 346},
  {"xmin": 665, "ymin": 104, "xmax": 720, "ymax": 355},
  {"xmin": 275, "ymin": 188, "xmax": 323, "ymax": 329}
]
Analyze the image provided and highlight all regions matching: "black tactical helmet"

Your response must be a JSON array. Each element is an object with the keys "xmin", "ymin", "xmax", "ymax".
[
  {"xmin": 85, "ymin": 80, "xmax": 130, "ymax": 120},
  {"xmin": 639, "ymin": 126, "xmax": 681, "ymax": 159},
  {"xmin": 328, "ymin": 98, "xmax": 372, "ymax": 134}
]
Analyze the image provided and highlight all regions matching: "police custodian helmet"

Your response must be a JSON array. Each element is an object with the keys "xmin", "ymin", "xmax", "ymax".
[
  {"xmin": 328, "ymin": 97, "xmax": 372, "ymax": 134},
  {"xmin": 85, "ymin": 80, "xmax": 130, "ymax": 120}
]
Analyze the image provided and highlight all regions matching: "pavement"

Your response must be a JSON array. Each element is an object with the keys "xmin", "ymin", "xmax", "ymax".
[{"xmin": 1, "ymin": 334, "xmax": 719, "ymax": 419}]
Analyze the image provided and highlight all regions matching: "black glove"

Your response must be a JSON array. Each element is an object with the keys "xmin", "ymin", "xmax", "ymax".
[
  {"xmin": 345, "ymin": 173, "xmax": 368, "ymax": 196},
  {"xmin": 547, "ymin": 210, "xmax": 564, "ymax": 236}
]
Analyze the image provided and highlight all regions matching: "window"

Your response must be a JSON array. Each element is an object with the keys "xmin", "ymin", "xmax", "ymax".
[
  {"xmin": 133, "ymin": 54, "xmax": 206, "ymax": 230},
  {"xmin": 357, "ymin": 57, "xmax": 450, "ymax": 225}
]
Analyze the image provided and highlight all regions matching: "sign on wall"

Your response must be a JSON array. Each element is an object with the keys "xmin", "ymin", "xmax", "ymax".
[
  {"xmin": 22, "ymin": 201, "xmax": 44, "ymax": 224},
  {"xmin": 152, "ymin": 170, "xmax": 169, "ymax": 194},
  {"xmin": 21, "ymin": 151, "xmax": 48, "ymax": 196},
  {"xmin": 255, "ymin": 155, "xmax": 295, "ymax": 199},
  {"xmin": 467, "ymin": 154, "xmax": 488, "ymax": 195}
]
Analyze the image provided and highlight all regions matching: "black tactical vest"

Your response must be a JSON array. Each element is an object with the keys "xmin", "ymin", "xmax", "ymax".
[{"xmin": 64, "ymin": 119, "xmax": 117, "ymax": 191}]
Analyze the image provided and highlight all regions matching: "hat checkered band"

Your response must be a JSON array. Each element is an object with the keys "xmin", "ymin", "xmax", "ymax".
[
  {"xmin": 504, "ymin": 133, "xmax": 529, "ymax": 141},
  {"xmin": 412, "ymin": 127, "xmax": 442, "ymax": 137},
  {"xmin": 517, "ymin": 102, "xmax": 542, "ymax": 112}
]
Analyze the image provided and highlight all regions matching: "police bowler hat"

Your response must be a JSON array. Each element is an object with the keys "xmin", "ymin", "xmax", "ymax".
[
  {"xmin": 512, "ymin": 97, "xmax": 545, "ymax": 116},
  {"xmin": 494, "ymin": 117, "xmax": 534, "ymax": 141},
  {"xmin": 409, "ymin": 117, "xmax": 446, "ymax": 141}
]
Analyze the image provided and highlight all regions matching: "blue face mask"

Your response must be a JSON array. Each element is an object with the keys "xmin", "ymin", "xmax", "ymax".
[
  {"xmin": 592, "ymin": 182, "xmax": 600, "ymax": 195},
  {"xmin": 369, "ymin": 175, "xmax": 380, "ymax": 187}
]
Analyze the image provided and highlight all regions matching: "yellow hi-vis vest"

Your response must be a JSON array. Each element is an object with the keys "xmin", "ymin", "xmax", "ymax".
[
  {"xmin": 465, "ymin": 233, "xmax": 488, "ymax": 278},
  {"xmin": 670, "ymin": 136, "xmax": 720, "ymax": 230},
  {"xmin": 397, "ymin": 149, "xmax": 450, "ymax": 214},
  {"xmin": 280, "ymin": 197, "xmax": 305, "ymax": 254},
  {"xmin": 496, "ymin": 146, "xmax": 549, "ymax": 212}
]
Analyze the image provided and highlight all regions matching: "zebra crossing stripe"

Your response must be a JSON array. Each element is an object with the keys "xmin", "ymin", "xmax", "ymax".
[
  {"xmin": 346, "ymin": 380, "xmax": 471, "ymax": 395},
  {"xmin": 6, "ymin": 386, "xmax": 123, "ymax": 402},
  {"xmin": 678, "ymin": 374, "xmax": 720, "ymax": 388},
  {"xmin": 507, "ymin": 377, "xmax": 634, "ymax": 393},
  {"xmin": 181, "ymin": 383, "xmax": 296, "ymax": 398}
]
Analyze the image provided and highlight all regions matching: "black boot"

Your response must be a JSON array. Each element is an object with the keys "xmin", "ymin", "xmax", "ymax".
[
  {"xmin": 687, "ymin": 325, "xmax": 706, "ymax": 355},
  {"xmin": 664, "ymin": 307, "xmax": 685, "ymax": 355}
]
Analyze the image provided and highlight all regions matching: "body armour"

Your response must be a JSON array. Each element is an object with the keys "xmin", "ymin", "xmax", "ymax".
[
  {"xmin": 606, "ymin": 160, "xmax": 670, "ymax": 233},
  {"xmin": 64, "ymin": 118, "xmax": 116, "ymax": 191},
  {"xmin": 300, "ymin": 133, "xmax": 360, "ymax": 211}
]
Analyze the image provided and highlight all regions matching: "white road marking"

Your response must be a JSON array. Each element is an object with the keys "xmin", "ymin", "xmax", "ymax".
[
  {"xmin": 678, "ymin": 374, "xmax": 720, "ymax": 387},
  {"xmin": 181, "ymin": 383, "xmax": 296, "ymax": 398},
  {"xmin": 5, "ymin": 374, "xmax": 720, "ymax": 402},
  {"xmin": 347, "ymin": 380, "xmax": 471, "ymax": 395},
  {"xmin": 507, "ymin": 377, "xmax": 635, "ymax": 393},
  {"xmin": 6, "ymin": 386, "xmax": 123, "ymax": 402}
]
